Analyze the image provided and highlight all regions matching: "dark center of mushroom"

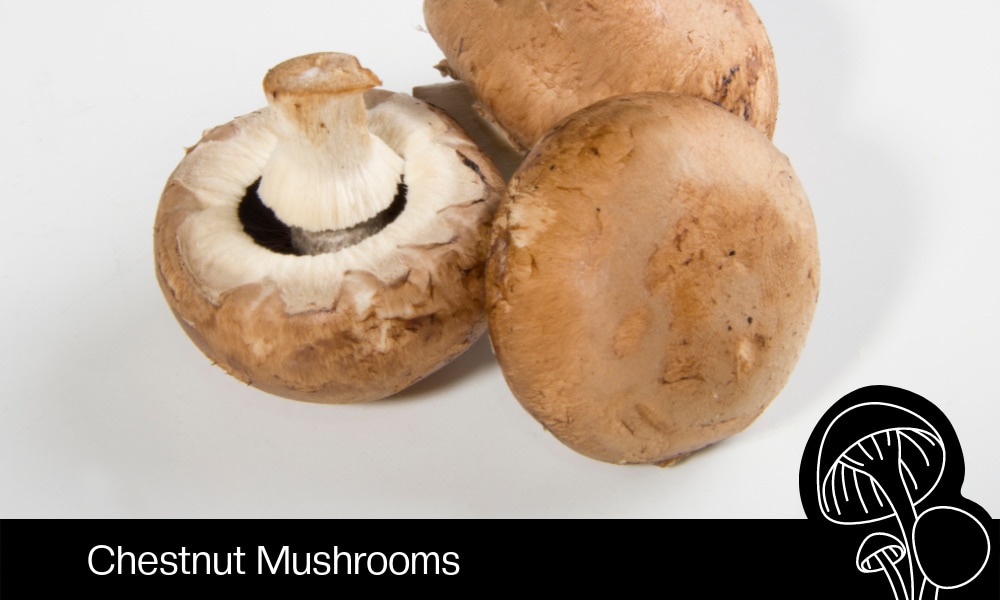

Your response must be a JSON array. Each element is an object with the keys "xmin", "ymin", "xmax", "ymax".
[{"xmin": 238, "ymin": 177, "xmax": 408, "ymax": 256}]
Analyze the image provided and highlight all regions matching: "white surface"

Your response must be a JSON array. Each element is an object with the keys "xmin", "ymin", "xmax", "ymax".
[{"xmin": 1, "ymin": 1, "xmax": 997, "ymax": 518}]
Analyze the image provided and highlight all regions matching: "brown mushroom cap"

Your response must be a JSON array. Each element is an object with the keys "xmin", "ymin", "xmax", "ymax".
[
  {"xmin": 154, "ymin": 66, "xmax": 503, "ymax": 404},
  {"xmin": 486, "ymin": 93, "xmax": 819, "ymax": 464},
  {"xmin": 424, "ymin": 0, "xmax": 779, "ymax": 150}
]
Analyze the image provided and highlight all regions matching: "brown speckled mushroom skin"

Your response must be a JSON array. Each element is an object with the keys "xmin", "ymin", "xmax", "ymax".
[
  {"xmin": 424, "ymin": 0, "xmax": 779, "ymax": 150},
  {"xmin": 154, "ymin": 96, "xmax": 502, "ymax": 404},
  {"xmin": 485, "ymin": 93, "xmax": 819, "ymax": 464}
]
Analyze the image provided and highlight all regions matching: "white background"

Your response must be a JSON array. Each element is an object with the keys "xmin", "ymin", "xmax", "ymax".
[{"xmin": 1, "ymin": 2, "xmax": 997, "ymax": 518}]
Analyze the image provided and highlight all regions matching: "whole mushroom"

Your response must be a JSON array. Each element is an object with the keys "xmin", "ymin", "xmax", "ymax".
[
  {"xmin": 423, "ymin": 0, "xmax": 780, "ymax": 152},
  {"xmin": 857, "ymin": 532, "xmax": 908, "ymax": 600},
  {"xmin": 154, "ymin": 52, "xmax": 503, "ymax": 403},
  {"xmin": 485, "ymin": 93, "xmax": 820, "ymax": 465}
]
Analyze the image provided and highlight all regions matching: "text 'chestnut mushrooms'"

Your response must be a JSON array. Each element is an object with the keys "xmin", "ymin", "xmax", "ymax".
[
  {"xmin": 486, "ymin": 93, "xmax": 820, "ymax": 465},
  {"xmin": 424, "ymin": 0, "xmax": 779, "ymax": 152},
  {"xmin": 154, "ymin": 52, "xmax": 503, "ymax": 404}
]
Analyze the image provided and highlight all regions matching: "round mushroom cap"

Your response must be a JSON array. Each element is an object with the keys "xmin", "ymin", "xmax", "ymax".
[
  {"xmin": 856, "ymin": 532, "xmax": 907, "ymax": 574},
  {"xmin": 814, "ymin": 399, "xmax": 945, "ymax": 525},
  {"xmin": 424, "ymin": 0, "xmax": 779, "ymax": 150},
  {"xmin": 154, "ymin": 88, "xmax": 503, "ymax": 404},
  {"xmin": 486, "ymin": 93, "xmax": 819, "ymax": 465}
]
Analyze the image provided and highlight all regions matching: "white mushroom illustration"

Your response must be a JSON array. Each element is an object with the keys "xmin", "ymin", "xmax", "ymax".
[
  {"xmin": 804, "ymin": 387, "xmax": 995, "ymax": 599},
  {"xmin": 912, "ymin": 506, "xmax": 992, "ymax": 599},
  {"xmin": 857, "ymin": 532, "xmax": 908, "ymax": 599},
  {"xmin": 815, "ymin": 400, "xmax": 945, "ymax": 599}
]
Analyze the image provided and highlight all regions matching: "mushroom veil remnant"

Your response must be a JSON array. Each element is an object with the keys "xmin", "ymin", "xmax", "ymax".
[{"xmin": 154, "ymin": 52, "xmax": 503, "ymax": 403}]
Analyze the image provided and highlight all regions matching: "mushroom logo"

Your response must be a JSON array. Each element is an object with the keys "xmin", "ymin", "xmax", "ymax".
[{"xmin": 800, "ymin": 385, "xmax": 995, "ymax": 599}]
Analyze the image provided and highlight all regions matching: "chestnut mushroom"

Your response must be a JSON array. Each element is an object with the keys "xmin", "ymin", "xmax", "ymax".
[
  {"xmin": 423, "ymin": 0, "xmax": 780, "ymax": 152},
  {"xmin": 154, "ymin": 52, "xmax": 503, "ymax": 403},
  {"xmin": 485, "ymin": 93, "xmax": 820, "ymax": 465}
]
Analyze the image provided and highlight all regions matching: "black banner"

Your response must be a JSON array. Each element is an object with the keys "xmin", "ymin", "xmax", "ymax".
[{"xmin": 1, "ymin": 518, "xmax": 997, "ymax": 595}]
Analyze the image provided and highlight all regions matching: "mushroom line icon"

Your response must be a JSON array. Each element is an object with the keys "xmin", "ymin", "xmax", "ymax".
[{"xmin": 801, "ymin": 385, "xmax": 995, "ymax": 600}]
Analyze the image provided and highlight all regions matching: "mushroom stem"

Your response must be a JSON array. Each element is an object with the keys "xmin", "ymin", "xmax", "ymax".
[
  {"xmin": 258, "ymin": 53, "xmax": 404, "ymax": 248},
  {"xmin": 873, "ymin": 550, "xmax": 910, "ymax": 600},
  {"xmin": 866, "ymin": 453, "xmax": 919, "ymax": 600},
  {"xmin": 917, "ymin": 579, "xmax": 939, "ymax": 600},
  {"xmin": 858, "ymin": 533, "xmax": 910, "ymax": 600}
]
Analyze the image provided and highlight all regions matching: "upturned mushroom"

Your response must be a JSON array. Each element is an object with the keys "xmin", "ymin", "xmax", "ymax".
[
  {"xmin": 422, "ymin": 0, "xmax": 779, "ymax": 152},
  {"xmin": 485, "ymin": 92, "xmax": 820, "ymax": 465},
  {"xmin": 154, "ymin": 52, "xmax": 503, "ymax": 403}
]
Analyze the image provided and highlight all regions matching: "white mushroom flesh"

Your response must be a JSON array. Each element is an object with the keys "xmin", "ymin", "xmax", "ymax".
[
  {"xmin": 172, "ymin": 92, "xmax": 488, "ymax": 316},
  {"xmin": 259, "ymin": 92, "xmax": 405, "ymax": 233}
]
